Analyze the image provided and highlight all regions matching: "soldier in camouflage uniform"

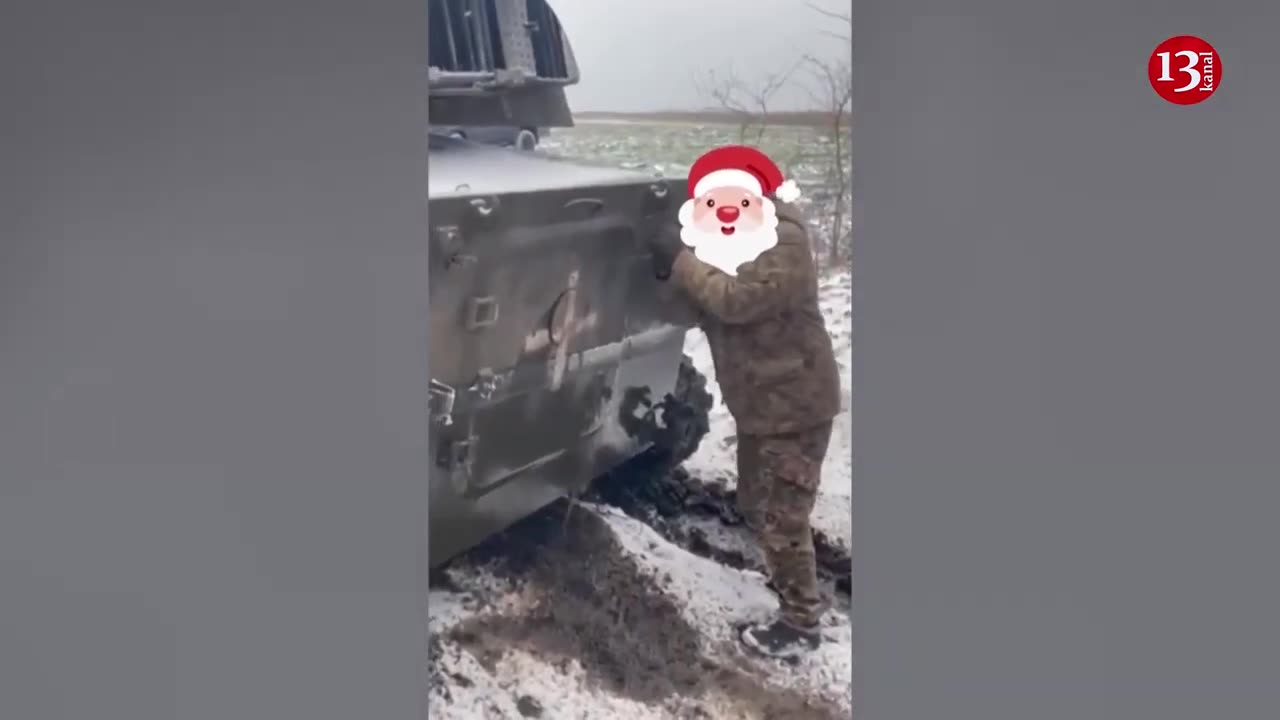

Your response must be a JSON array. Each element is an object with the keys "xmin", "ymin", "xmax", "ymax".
[{"xmin": 647, "ymin": 187, "xmax": 841, "ymax": 658}]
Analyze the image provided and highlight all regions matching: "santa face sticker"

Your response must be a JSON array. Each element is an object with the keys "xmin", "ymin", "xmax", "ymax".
[{"xmin": 677, "ymin": 145, "xmax": 801, "ymax": 276}]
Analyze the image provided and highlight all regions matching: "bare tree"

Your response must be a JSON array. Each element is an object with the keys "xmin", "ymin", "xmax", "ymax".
[
  {"xmin": 803, "ymin": 55, "xmax": 852, "ymax": 267},
  {"xmin": 694, "ymin": 62, "xmax": 799, "ymax": 145},
  {"xmin": 689, "ymin": 4, "xmax": 852, "ymax": 270},
  {"xmin": 803, "ymin": 2, "xmax": 853, "ymax": 269}
]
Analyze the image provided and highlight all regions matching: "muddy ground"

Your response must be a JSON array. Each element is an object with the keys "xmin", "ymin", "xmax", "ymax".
[{"xmin": 428, "ymin": 453, "xmax": 852, "ymax": 719}]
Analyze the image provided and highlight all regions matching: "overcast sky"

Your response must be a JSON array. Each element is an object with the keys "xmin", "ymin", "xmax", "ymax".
[{"xmin": 548, "ymin": 0, "xmax": 850, "ymax": 112}]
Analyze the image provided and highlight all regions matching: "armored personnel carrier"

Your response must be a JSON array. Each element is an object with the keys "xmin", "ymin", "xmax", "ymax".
[{"xmin": 428, "ymin": 0, "xmax": 711, "ymax": 565}]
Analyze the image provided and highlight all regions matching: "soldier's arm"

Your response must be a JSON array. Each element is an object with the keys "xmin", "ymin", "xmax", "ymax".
[
  {"xmin": 653, "ymin": 271, "xmax": 703, "ymax": 327},
  {"xmin": 668, "ymin": 219, "xmax": 812, "ymax": 325}
]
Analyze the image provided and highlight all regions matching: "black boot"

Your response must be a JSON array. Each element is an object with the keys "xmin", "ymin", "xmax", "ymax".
[{"xmin": 740, "ymin": 618, "xmax": 820, "ymax": 659}]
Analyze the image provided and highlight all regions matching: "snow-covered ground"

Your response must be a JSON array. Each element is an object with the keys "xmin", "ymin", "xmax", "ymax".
[{"xmin": 428, "ymin": 272, "xmax": 852, "ymax": 720}]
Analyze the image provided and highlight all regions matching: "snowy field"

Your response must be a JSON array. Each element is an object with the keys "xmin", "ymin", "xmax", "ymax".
[{"xmin": 428, "ymin": 121, "xmax": 853, "ymax": 719}]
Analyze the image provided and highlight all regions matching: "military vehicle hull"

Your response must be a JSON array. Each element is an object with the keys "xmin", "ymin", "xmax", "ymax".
[{"xmin": 427, "ymin": 134, "xmax": 697, "ymax": 565}]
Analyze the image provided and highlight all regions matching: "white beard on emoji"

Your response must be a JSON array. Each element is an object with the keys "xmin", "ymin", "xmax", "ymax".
[{"xmin": 676, "ymin": 196, "xmax": 780, "ymax": 277}]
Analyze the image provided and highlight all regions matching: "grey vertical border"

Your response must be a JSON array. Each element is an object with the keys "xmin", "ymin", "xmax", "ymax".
[
  {"xmin": 1, "ymin": 1, "xmax": 432, "ymax": 718},
  {"xmin": 852, "ymin": 1, "xmax": 1280, "ymax": 719}
]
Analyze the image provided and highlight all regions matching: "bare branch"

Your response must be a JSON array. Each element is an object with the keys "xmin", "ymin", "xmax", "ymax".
[
  {"xmin": 798, "ymin": 5, "xmax": 854, "ymax": 267},
  {"xmin": 807, "ymin": 2, "xmax": 853, "ymax": 47},
  {"xmin": 695, "ymin": 57, "xmax": 804, "ymax": 144},
  {"xmin": 806, "ymin": 1, "xmax": 851, "ymax": 25}
]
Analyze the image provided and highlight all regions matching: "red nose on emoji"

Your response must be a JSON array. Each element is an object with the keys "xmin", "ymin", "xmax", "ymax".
[{"xmin": 715, "ymin": 206, "xmax": 740, "ymax": 223}]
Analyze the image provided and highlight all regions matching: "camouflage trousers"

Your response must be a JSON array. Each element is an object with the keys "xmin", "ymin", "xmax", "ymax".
[{"xmin": 735, "ymin": 420, "xmax": 833, "ymax": 629}]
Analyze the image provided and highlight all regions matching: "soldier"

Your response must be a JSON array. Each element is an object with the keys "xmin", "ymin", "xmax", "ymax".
[{"xmin": 645, "ymin": 145, "xmax": 841, "ymax": 658}]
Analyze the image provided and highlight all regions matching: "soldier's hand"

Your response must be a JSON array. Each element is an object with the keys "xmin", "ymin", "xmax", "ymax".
[{"xmin": 644, "ymin": 220, "xmax": 685, "ymax": 279}]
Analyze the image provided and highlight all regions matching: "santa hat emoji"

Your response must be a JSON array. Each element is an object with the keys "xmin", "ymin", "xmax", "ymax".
[{"xmin": 686, "ymin": 145, "xmax": 802, "ymax": 204}]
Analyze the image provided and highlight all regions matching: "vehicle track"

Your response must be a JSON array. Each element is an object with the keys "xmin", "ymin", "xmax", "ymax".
[{"xmin": 586, "ymin": 458, "xmax": 852, "ymax": 601}]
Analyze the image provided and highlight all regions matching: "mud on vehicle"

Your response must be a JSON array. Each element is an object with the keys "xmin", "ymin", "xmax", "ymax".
[{"xmin": 427, "ymin": 0, "xmax": 709, "ymax": 565}]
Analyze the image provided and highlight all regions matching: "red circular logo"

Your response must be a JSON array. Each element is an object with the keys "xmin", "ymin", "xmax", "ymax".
[{"xmin": 1148, "ymin": 36, "xmax": 1221, "ymax": 105}]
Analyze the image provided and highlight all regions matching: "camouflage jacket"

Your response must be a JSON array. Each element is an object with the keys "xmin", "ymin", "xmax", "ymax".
[{"xmin": 667, "ymin": 201, "xmax": 841, "ymax": 436}]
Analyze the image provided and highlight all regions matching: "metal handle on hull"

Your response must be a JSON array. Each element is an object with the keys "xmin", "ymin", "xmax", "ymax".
[{"xmin": 562, "ymin": 197, "xmax": 605, "ymax": 218}]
